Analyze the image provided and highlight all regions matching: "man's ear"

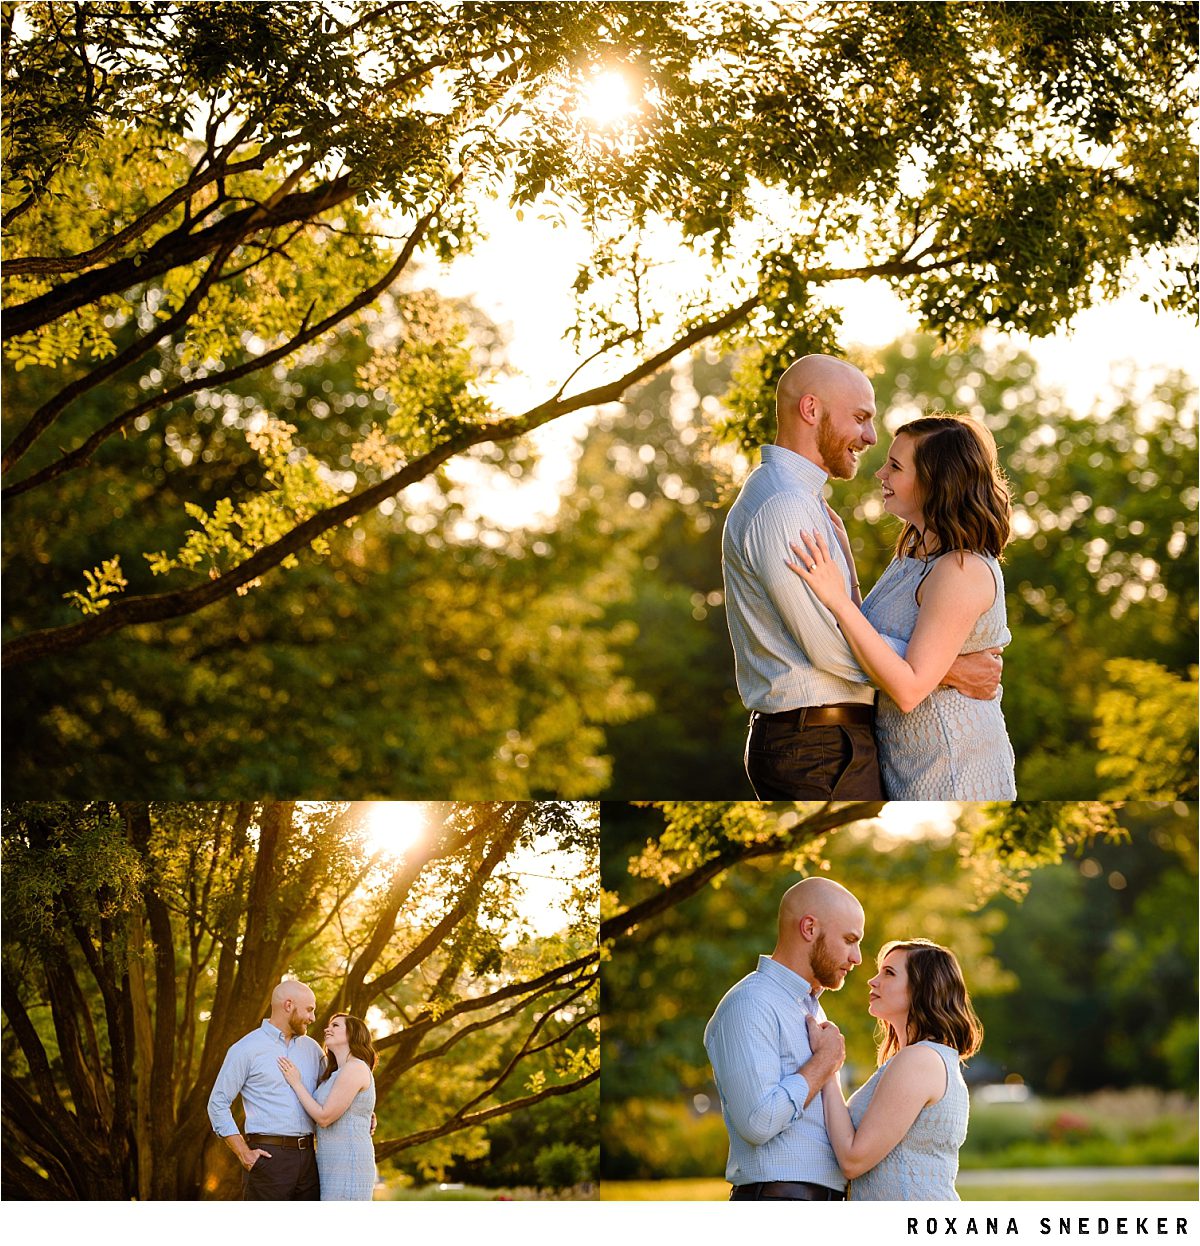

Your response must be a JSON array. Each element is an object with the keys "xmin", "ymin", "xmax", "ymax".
[
  {"xmin": 799, "ymin": 914, "xmax": 818, "ymax": 942},
  {"xmin": 798, "ymin": 394, "xmax": 821, "ymax": 426}
]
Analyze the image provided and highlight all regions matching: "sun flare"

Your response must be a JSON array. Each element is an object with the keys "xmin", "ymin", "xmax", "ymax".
[
  {"xmin": 877, "ymin": 802, "xmax": 958, "ymax": 839},
  {"xmin": 577, "ymin": 69, "xmax": 636, "ymax": 129},
  {"xmin": 363, "ymin": 802, "xmax": 427, "ymax": 859}
]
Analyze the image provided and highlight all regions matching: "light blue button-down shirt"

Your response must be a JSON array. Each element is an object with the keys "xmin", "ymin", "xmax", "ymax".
[
  {"xmin": 207, "ymin": 1020, "xmax": 324, "ymax": 1138},
  {"xmin": 703, "ymin": 955, "xmax": 845, "ymax": 1189},
  {"xmin": 722, "ymin": 444, "xmax": 903, "ymax": 712}
]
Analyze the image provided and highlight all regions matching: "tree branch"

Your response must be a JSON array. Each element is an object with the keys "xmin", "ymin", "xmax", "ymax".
[
  {"xmin": 599, "ymin": 801, "xmax": 887, "ymax": 942},
  {"xmin": 2, "ymin": 170, "xmax": 466, "ymax": 496},
  {"xmin": 1, "ymin": 228, "xmax": 246, "ymax": 475},
  {"xmin": 380, "ymin": 964, "xmax": 597, "ymax": 1089},
  {"xmin": 1, "ymin": 176, "xmax": 356, "ymax": 342},
  {"xmin": 367, "ymin": 807, "xmax": 528, "ymax": 995},
  {"xmin": 2, "ymin": 149, "xmax": 268, "ymax": 277},
  {"xmin": 449, "ymin": 980, "xmax": 595, "ymax": 1120},
  {"xmin": 1, "ymin": 290, "xmax": 761, "ymax": 666},
  {"xmin": 373, "ymin": 1066, "xmax": 599, "ymax": 1160}
]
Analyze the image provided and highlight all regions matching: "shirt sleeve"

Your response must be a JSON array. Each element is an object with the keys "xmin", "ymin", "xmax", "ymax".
[
  {"xmin": 745, "ymin": 495, "xmax": 907, "ymax": 682},
  {"xmin": 207, "ymin": 1042, "xmax": 248, "ymax": 1138},
  {"xmin": 705, "ymin": 996, "xmax": 813, "ymax": 1147}
]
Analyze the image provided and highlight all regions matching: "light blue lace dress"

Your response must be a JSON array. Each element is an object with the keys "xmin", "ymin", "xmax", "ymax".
[
  {"xmin": 847, "ymin": 1041, "xmax": 969, "ymax": 1201},
  {"xmin": 314, "ymin": 1063, "xmax": 377, "ymax": 1200},
  {"xmin": 861, "ymin": 553, "xmax": 1016, "ymax": 798}
]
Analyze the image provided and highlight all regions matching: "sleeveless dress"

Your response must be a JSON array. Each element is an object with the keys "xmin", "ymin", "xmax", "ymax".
[
  {"xmin": 314, "ymin": 1064, "xmax": 377, "ymax": 1200},
  {"xmin": 847, "ymin": 1041, "xmax": 969, "ymax": 1201},
  {"xmin": 861, "ymin": 553, "xmax": 1017, "ymax": 798}
]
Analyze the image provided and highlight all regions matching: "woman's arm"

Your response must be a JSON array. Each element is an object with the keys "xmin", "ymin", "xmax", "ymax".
[
  {"xmin": 788, "ymin": 534, "xmax": 997, "ymax": 712},
  {"xmin": 278, "ymin": 1057, "xmax": 369, "ymax": 1128},
  {"xmin": 822, "ymin": 1045, "xmax": 947, "ymax": 1179}
]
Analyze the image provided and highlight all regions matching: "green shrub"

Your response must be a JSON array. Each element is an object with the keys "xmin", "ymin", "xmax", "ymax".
[
  {"xmin": 960, "ymin": 1090, "xmax": 1197, "ymax": 1170},
  {"xmin": 535, "ymin": 1142, "xmax": 592, "ymax": 1191}
]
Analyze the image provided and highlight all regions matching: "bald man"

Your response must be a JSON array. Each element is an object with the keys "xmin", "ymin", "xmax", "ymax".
[
  {"xmin": 208, "ymin": 980, "xmax": 324, "ymax": 1200},
  {"xmin": 703, "ymin": 877, "xmax": 862, "ymax": 1200},
  {"xmin": 721, "ymin": 354, "xmax": 999, "ymax": 797}
]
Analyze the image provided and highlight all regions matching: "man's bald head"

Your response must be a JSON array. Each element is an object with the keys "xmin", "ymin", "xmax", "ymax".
[
  {"xmin": 272, "ymin": 980, "xmax": 314, "ymax": 1009},
  {"xmin": 777, "ymin": 355, "xmax": 870, "ymax": 417},
  {"xmin": 270, "ymin": 979, "xmax": 317, "ymax": 1037},
  {"xmin": 773, "ymin": 877, "xmax": 865, "ymax": 992},
  {"xmin": 773, "ymin": 355, "xmax": 878, "ymax": 475},
  {"xmin": 778, "ymin": 876, "xmax": 861, "ymax": 932}
]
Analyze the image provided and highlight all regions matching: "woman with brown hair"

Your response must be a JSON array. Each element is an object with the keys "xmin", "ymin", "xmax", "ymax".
[
  {"xmin": 279, "ymin": 1013, "xmax": 377, "ymax": 1200},
  {"xmin": 788, "ymin": 413, "xmax": 1016, "ymax": 797},
  {"xmin": 815, "ymin": 939, "xmax": 983, "ymax": 1200}
]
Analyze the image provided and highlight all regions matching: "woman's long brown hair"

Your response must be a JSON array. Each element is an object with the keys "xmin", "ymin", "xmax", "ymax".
[
  {"xmin": 875, "ymin": 938, "xmax": 983, "ymax": 1066},
  {"xmin": 893, "ymin": 414, "xmax": 1011, "ymax": 561},
  {"xmin": 317, "ymin": 1013, "xmax": 378, "ymax": 1086}
]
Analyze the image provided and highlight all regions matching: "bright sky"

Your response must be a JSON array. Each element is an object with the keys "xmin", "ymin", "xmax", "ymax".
[{"xmin": 441, "ymin": 202, "xmax": 1198, "ymax": 407}]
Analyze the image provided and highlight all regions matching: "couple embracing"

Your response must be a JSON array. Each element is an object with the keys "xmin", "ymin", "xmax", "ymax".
[
  {"xmin": 207, "ymin": 980, "xmax": 378, "ymax": 1201},
  {"xmin": 723, "ymin": 353, "xmax": 1017, "ymax": 799},
  {"xmin": 705, "ymin": 877, "xmax": 982, "ymax": 1201}
]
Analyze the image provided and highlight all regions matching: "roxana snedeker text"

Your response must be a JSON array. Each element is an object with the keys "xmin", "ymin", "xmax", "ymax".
[{"xmin": 906, "ymin": 1216, "xmax": 1192, "ymax": 1237}]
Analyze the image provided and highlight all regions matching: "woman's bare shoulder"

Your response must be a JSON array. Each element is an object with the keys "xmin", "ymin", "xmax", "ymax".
[
  {"xmin": 341, "ymin": 1057, "xmax": 373, "ymax": 1087},
  {"xmin": 880, "ymin": 1043, "xmax": 949, "ymax": 1094},
  {"xmin": 920, "ymin": 550, "xmax": 997, "ymax": 608}
]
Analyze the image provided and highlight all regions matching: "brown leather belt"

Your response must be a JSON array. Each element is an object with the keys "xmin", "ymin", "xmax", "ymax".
[
  {"xmin": 245, "ymin": 1133, "xmax": 314, "ymax": 1150},
  {"xmin": 752, "ymin": 703, "xmax": 874, "ymax": 727},
  {"xmin": 731, "ymin": 1180, "xmax": 846, "ymax": 1201}
]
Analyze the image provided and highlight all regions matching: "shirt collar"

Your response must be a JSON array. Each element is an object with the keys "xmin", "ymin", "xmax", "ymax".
[
  {"xmin": 260, "ymin": 1019, "xmax": 290, "ymax": 1044},
  {"xmin": 760, "ymin": 444, "xmax": 829, "ymax": 494},
  {"xmin": 756, "ymin": 954, "xmax": 821, "ymax": 1008}
]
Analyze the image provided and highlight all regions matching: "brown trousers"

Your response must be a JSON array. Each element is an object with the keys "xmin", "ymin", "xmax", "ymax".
[{"xmin": 744, "ymin": 714, "xmax": 883, "ymax": 799}]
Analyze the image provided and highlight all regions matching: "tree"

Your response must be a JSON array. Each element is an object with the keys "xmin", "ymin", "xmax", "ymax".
[
  {"xmin": 1094, "ymin": 660, "xmax": 1199, "ymax": 798},
  {"xmin": 976, "ymin": 803, "xmax": 1198, "ymax": 1093},
  {"xmin": 582, "ymin": 354, "xmax": 750, "ymax": 797},
  {"xmin": 3, "ymin": 1, "xmax": 1195, "ymax": 678},
  {"xmin": 1, "ymin": 800, "xmax": 599, "ymax": 1199}
]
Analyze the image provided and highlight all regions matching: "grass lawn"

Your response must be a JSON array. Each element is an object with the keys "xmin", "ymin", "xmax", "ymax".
[
  {"xmin": 380, "ymin": 1182, "xmax": 598, "ymax": 1200},
  {"xmin": 601, "ymin": 1174, "xmax": 1199, "ymax": 1202},
  {"xmin": 602, "ymin": 1178, "xmax": 727, "ymax": 1200}
]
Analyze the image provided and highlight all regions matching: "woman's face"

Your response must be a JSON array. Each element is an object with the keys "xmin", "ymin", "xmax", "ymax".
[
  {"xmin": 324, "ymin": 1015, "xmax": 348, "ymax": 1046},
  {"xmin": 875, "ymin": 434, "xmax": 924, "ymax": 528},
  {"xmin": 867, "ymin": 949, "xmax": 911, "ymax": 1028}
]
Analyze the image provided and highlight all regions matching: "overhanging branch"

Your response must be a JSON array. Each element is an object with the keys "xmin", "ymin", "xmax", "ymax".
[
  {"xmin": 2, "ymin": 292, "xmax": 761, "ymax": 667},
  {"xmin": 372, "ymin": 1066, "xmax": 599, "ymax": 1160}
]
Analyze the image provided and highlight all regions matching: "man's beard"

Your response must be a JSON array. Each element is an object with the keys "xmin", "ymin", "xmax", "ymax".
[
  {"xmin": 810, "ymin": 933, "xmax": 847, "ymax": 990},
  {"xmin": 287, "ymin": 1014, "xmax": 309, "ymax": 1037},
  {"xmin": 816, "ymin": 413, "xmax": 860, "ymax": 480}
]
